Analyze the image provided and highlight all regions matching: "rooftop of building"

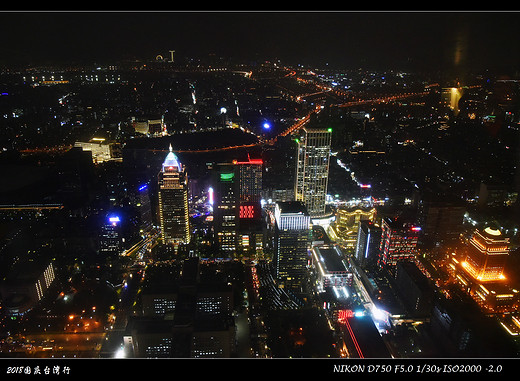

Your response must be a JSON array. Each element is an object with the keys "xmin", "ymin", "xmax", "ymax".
[
  {"xmin": 276, "ymin": 201, "xmax": 308, "ymax": 215},
  {"xmin": 314, "ymin": 245, "xmax": 347, "ymax": 273},
  {"xmin": 2, "ymin": 257, "xmax": 52, "ymax": 284},
  {"xmin": 162, "ymin": 144, "xmax": 182, "ymax": 171}
]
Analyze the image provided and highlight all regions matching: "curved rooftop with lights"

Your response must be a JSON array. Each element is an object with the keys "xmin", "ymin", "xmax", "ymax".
[{"xmin": 483, "ymin": 226, "xmax": 502, "ymax": 237}]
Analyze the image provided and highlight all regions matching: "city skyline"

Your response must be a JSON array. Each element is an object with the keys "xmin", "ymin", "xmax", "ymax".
[{"xmin": 2, "ymin": 9, "xmax": 520, "ymax": 373}]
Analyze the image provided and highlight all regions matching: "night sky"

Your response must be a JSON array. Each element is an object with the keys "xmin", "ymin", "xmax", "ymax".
[{"xmin": 1, "ymin": 11, "xmax": 520, "ymax": 72}]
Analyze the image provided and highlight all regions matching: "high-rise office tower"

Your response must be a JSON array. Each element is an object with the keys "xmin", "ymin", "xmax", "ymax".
[
  {"xmin": 213, "ymin": 155, "xmax": 264, "ymax": 256},
  {"xmin": 463, "ymin": 227, "xmax": 509, "ymax": 282},
  {"xmin": 355, "ymin": 220, "xmax": 382, "ymax": 269},
  {"xmin": 294, "ymin": 126, "xmax": 332, "ymax": 218},
  {"xmin": 417, "ymin": 199, "xmax": 465, "ymax": 244},
  {"xmin": 138, "ymin": 183, "xmax": 153, "ymax": 233},
  {"xmin": 235, "ymin": 155, "xmax": 262, "ymax": 204},
  {"xmin": 378, "ymin": 217, "xmax": 420, "ymax": 269},
  {"xmin": 213, "ymin": 163, "xmax": 239, "ymax": 253},
  {"xmin": 99, "ymin": 213, "xmax": 123, "ymax": 255},
  {"xmin": 233, "ymin": 154, "xmax": 263, "ymax": 221},
  {"xmin": 273, "ymin": 201, "xmax": 310, "ymax": 291},
  {"xmin": 235, "ymin": 155, "xmax": 264, "ymax": 257},
  {"xmin": 158, "ymin": 145, "xmax": 190, "ymax": 246}
]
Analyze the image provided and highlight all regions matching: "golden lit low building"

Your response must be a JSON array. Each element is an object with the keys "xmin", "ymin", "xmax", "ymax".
[
  {"xmin": 473, "ymin": 283, "xmax": 519, "ymax": 313},
  {"xmin": 74, "ymin": 138, "xmax": 122, "ymax": 163},
  {"xmin": 331, "ymin": 206, "xmax": 376, "ymax": 248},
  {"xmin": 449, "ymin": 227, "xmax": 519, "ymax": 314},
  {"xmin": 463, "ymin": 227, "xmax": 509, "ymax": 283}
]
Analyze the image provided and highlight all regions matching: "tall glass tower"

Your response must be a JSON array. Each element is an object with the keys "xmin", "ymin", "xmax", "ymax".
[
  {"xmin": 158, "ymin": 145, "xmax": 190, "ymax": 246},
  {"xmin": 213, "ymin": 163, "xmax": 239, "ymax": 253},
  {"xmin": 294, "ymin": 126, "xmax": 332, "ymax": 218},
  {"xmin": 274, "ymin": 201, "xmax": 310, "ymax": 291}
]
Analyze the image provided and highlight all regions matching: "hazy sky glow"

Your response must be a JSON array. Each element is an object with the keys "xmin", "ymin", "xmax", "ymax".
[{"xmin": 1, "ymin": 11, "xmax": 519, "ymax": 72}]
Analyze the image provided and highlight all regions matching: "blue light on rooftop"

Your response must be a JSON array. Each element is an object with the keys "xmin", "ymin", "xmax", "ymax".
[{"xmin": 108, "ymin": 216, "xmax": 121, "ymax": 224}]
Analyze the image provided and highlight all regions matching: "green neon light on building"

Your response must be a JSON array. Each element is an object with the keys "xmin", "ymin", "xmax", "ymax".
[{"xmin": 220, "ymin": 172, "xmax": 235, "ymax": 181}]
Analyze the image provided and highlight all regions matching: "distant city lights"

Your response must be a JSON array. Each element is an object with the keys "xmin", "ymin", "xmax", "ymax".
[{"xmin": 4, "ymin": 38, "xmax": 520, "ymax": 360}]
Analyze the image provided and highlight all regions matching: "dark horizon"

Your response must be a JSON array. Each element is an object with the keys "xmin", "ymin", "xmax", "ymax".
[{"xmin": 1, "ymin": 10, "xmax": 520, "ymax": 73}]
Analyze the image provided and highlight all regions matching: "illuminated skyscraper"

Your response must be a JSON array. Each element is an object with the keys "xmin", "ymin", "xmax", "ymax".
[
  {"xmin": 355, "ymin": 220, "xmax": 382, "ymax": 269},
  {"xmin": 273, "ymin": 201, "xmax": 310, "ymax": 291},
  {"xmin": 378, "ymin": 218, "xmax": 420, "ymax": 269},
  {"xmin": 158, "ymin": 145, "xmax": 190, "ymax": 246},
  {"xmin": 235, "ymin": 155, "xmax": 264, "ymax": 258},
  {"xmin": 213, "ymin": 155, "xmax": 264, "ymax": 256},
  {"xmin": 462, "ymin": 227, "xmax": 509, "ymax": 282},
  {"xmin": 138, "ymin": 183, "xmax": 153, "ymax": 233},
  {"xmin": 99, "ymin": 213, "xmax": 122, "ymax": 254},
  {"xmin": 294, "ymin": 126, "xmax": 332, "ymax": 218},
  {"xmin": 213, "ymin": 163, "xmax": 239, "ymax": 253},
  {"xmin": 235, "ymin": 155, "xmax": 263, "ymax": 204},
  {"xmin": 237, "ymin": 156, "xmax": 262, "ymax": 215}
]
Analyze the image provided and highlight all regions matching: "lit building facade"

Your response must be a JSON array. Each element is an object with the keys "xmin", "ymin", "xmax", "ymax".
[
  {"xmin": 213, "ymin": 156, "xmax": 264, "ymax": 257},
  {"xmin": 99, "ymin": 213, "xmax": 123, "ymax": 254},
  {"xmin": 449, "ymin": 227, "xmax": 519, "ymax": 314},
  {"xmin": 0, "ymin": 259, "xmax": 56, "ymax": 316},
  {"xmin": 274, "ymin": 201, "xmax": 310, "ymax": 291},
  {"xmin": 125, "ymin": 257, "xmax": 236, "ymax": 358},
  {"xmin": 355, "ymin": 220, "xmax": 382, "ymax": 269},
  {"xmin": 138, "ymin": 183, "xmax": 153, "ymax": 233},
  {"xmin": 132, "ymin": 117, "xmax": 166, "ymax": 136},
  {"xmin": 294, "ymin": 126, "xmax": 332, "ymax": 218},
  {"xmin": 378, "ymin": 218, "xmax": 420, "ymax": 269},
  {"xmin": 235, "ymin": 155, "xmax": 263, "ymax": 204},
  {"xmin": 74, "ymin": 139, "xmax": 122, "ymax": 163},
  {"xmin": 333, "ymin": 206, "xmax": 376, "ymax": 248},
  {"xmin": 463, "ymin": 227, "xmax": 509, "ymax": 283},
  {"xmin": 235, "ymin": 155, "xmax": 264, "ymax": 258},
  {"xmin": 158, "ymin": 145, "xmax": 190, "ymax": 246},
  {"xmin": 213, "ymin": 163, "xmax": 240, "ymax": 253},
  {"xmin": 311, "ymin": 245, "xmax": 352, "ymax": 292}
]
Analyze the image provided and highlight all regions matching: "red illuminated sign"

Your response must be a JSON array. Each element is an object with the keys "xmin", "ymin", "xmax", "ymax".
[
  {"xmin": 234, "ymin": 154, "xmax": 263, "ymax": 166},
  {"xmin": 338, "ymin": 309, "xmax": 354, "ymax": 322},
  {"xmin": 240, "ymin": 205, "xmax": 256, "ymax": 219}
]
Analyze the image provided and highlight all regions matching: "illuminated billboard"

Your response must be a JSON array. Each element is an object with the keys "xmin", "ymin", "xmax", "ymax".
[{"xmin": 240, "ymin": 204, "xmax": 256, "ymax": 219}]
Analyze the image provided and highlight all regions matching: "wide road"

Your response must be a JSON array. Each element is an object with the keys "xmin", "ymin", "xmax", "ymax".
[{"xmin": 21, "ymin": 332, "xmax": 106, "ymax": 358}]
